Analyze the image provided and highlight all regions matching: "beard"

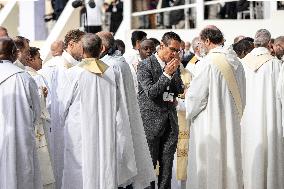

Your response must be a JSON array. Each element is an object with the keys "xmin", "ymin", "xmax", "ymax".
[{"xmin": 199, "ymin": 47, "xmax": 208, "ymax": 57}]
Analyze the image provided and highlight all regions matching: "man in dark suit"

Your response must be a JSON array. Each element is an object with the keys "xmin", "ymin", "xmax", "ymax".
[{"xmin": 137, "ymin": 32, "xmax": 184, "ymax": 189}]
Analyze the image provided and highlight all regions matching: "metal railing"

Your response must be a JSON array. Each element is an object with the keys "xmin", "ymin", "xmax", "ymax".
[{"xmin": 128, "ymin": 0, "xmax": 279, "ymax": 30}]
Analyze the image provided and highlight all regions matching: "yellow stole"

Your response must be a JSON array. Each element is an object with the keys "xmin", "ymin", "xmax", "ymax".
[
  {"xmin": 242, "ymin": 53, "xmax": 273, "ymax": 72},
  {"xmin": 78, "ymin": 58, "xmax": 109, "ymax": 75},
  {"xmin": 176, "ymin": 66, "xmax": 192, "ymax": 180},
  {"xmin": 210, "ymin": 52, "xmax": 243, "ymax": 119}
]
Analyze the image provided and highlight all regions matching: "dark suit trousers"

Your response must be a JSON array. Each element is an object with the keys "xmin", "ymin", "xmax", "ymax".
[
  {"xmin": 118, "ymin": 185, "xmax": 133, "ymax": 189},
  {"xmin": 146, "ymin": 116, "xmax": 178, "ymax": 189}
]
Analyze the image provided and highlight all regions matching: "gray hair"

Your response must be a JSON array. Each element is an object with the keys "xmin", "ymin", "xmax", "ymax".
[
  {"xmin": 275, "ymin": 36, "xmax": 284, "ymax": 45},
  {"xmin": 191, "ymin": 37, "xmax": 201, "ymax": 52},
  {"xmin": 254, "ymin": 29, "xmax": 271, "ymax": 47},
  {"xmin": 82, "ymin": 33, "xmax": 102, "ymax": 58}
]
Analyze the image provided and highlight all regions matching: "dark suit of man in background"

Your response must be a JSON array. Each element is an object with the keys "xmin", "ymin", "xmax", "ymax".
[{"xmin": 137, "ymin": 32, "xmax": 184, "ymax": 189}]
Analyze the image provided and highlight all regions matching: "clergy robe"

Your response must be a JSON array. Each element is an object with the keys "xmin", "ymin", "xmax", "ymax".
[
  {"xmin": 25, "ymin": 66, "xmax": 55, "ymax": 189},
  {"xmin": 176, "ymin": 65, "xmax": 192, "ymax": 180},
  {"xmin": 13, "ymin": 59, "xmax": 25, "ymax": 70},
  {"xmin": 185, "ymin": 47, "xmax": 246, "ymax": 189},
  {"xmin": 185, "ymin": 55, "xmax": 204, "ymax": 77},
  {"xmin": 38, "ymin": 51, "xmax": 79, "ymax": 189},
  {"xmin": 0, "ymin": 60, "xmax": 42, "ymax": 189},
  {"xmin": 277, "ymin": 62, "xmax": 284, "ymax": 137},
  {"xmin": 123, "ymin": 48, "xmax": 141, "ymax": 93},
  {"xmin": 101, "ymin": 53, "xmax": 156, "ymax": 189},
  {"xmin": 241, "ymin": 47, "xmax": 284, "ymax": 189},
  {"xmin": 171, "ymin": 65, "xmax": 192, "ymax": 189},
  {"xmin": 60, "ymin": 58, "xmax": 135, "ymax": 189}
]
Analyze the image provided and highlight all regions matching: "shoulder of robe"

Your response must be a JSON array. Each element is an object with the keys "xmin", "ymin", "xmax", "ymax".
[
  {"xmin": 242, "ymin": 53, "xmax": 274, "ymax": 72},
  {"xmin": 0, "ymin": 63, "xmax": 25, "ymax": 84},
  {"xmin": 78, "ymin": 58, "xmax": 109, "ymax": 76}
]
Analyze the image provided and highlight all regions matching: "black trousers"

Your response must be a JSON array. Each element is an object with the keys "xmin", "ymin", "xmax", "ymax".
[
  {"xmin": 118, "ymin": 184, "xmax": 133, "ymax": 189},
  {"xmin": 146, "ymin": 117, "xmax": 178, "ymax": 189},
  {"xmin": 84, "ymin": 25, "xmax": 102, "ymax": 34}
]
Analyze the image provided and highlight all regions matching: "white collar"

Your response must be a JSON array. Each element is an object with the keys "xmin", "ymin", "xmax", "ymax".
[
  {"xmin": 209, "ymin": 45, "xmax": 227, "ymax": 54},
  {"xmin": 208, "ymin": 45, "xmax": 239, "ymax": 70},
  {"xmin": 25, "ymin": 66, "xmax": 37, "ymax": 73},
  {"xmin": 155, "ymin": 53, "xmax": 166, "ymax": 68},
  {"xmin": 62, "ymin": 51, "xmax": 78, "ymax": 66},
  {"xmin": 250, "ymin": 47, "xmax": 270, "ymax": 56},
  {"xmin": 0, "ymin": 60, "xmax": 12, "ymax": 64},
  {"xmin": 25, "ymin": 66, "xmax": 39, "ymax": 76}
]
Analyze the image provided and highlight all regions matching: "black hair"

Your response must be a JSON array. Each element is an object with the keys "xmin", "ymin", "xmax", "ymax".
[
  {"xmin": 131, "ymin": 30, "xmax": 147, "ymax": 48},
  {"xmin": 161, "ymin": 31, "xmax": 182, "ymax": 46},
  {"xmin": 233, "ymin": 38, "xmax": 254, "ymax": 57},
  {"xmin": 29, "ymin": 47, "xmax": 40, "ymax": 59},
  {"xmin": 149, "ymin": 37, "xmax": 160, "ymax": 47},
  {"xmin": 114, "ymin": 39, "xmax": 125, "ymax": 54}
]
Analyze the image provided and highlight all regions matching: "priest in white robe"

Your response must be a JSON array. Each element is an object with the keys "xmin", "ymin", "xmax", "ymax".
[
  {"xmin": 0, "ymin": 37, "xmax": 42, "ymax": 189},
  {"xmin": 13, "ymin": 36, "xmax": 31, "ymax": 70},
  {"xmin": 185, "ymin": 26, "xmax": 246, "ymax": 189},
  {"xmin": 38, "ymin": 29, "xmax": 85, "ymax": 189},
  {"xmin": 26, "ymin": 47, "xmax": 55, "ymax": 189},
  {"xmin": 185, "ymin": 37, "xmax": 206, "ymax": 77},
  {"xmin": 97, "ymin": 31, "xmax": 156, "ymax": 189},
  {"xmin": 241, "ymin": 29, "xmax": 284, "ymax": 189},
  {"xmin": 60, "ymin": 33, "xmax": 135, "ymax": 189}
]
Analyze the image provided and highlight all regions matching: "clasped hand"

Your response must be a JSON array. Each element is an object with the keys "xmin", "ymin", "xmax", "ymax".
[{"xmin": 164, "ymin": 58, "xmax": 180, "ymax": 76}]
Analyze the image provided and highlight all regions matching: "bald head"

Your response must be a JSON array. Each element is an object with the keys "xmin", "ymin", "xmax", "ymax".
[
  {"xmin": 51, "ymin": 40, "xmax": 64, "ymax": 57},
  {"xmin": 0, "ymin": 37, "xmax": 17, "ymax": 62},
  {"xmin": 0, "ymin": 26, "xmax": 8, "ymax": 37},
  {"xmin": 254, "ymin": 29, "xmax": 271, "ymax": 48},
  {"xmin": 185, "ymin": 41, "xmax": 191, "ymax": 51}
]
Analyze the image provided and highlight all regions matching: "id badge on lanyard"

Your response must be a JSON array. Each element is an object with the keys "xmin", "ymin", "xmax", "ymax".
[{"xmin": 163, "ymin": 86, "xmax": 174, "ymax": 102}]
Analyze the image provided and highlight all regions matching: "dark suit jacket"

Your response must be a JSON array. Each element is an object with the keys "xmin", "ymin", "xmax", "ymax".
[{"xmin": 137, "ymin": 55, "xmax": 184, "ymax": 140}]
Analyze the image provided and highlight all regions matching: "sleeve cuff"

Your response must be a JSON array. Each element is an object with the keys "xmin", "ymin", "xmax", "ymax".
[{"xmin": 163, "ymin": 72, "xmax": 172, "ymax": 80}]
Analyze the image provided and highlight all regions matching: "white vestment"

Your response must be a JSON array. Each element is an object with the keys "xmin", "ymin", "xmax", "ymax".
[
  {"xmin": 185, "ymin": 47, "xmax": 246, "ymax": 189},
  {"xmin": 13, "ymin": 59, "xmax": 25, "ymax": 70},
  {"xmin": 277, "ymin": 61, "xmax": 284, "ymax": 137},
  {"xmin": 0, "ymin": 61, "xmax": 42, "ymax": 189},
  {"xmin": 123, "ymin": 48, "xmax": 141, "ymax": 93},
  {"xmin": 185, "ymin": 56, "xmax": 205, "ymax": 77},
  {"xmin": 241, "ymin": 47, "xmax": 284, "ymax": 189},
  {"xmin": 101, "ymin": 54, "xmax": 156, "ymax": 189},
  {"xmin": 25, "ymin": 66, "xmax": 56, "ymax": 189},
  {"xmin": 60, "ymin": 59, "xmax": 135, "ymax": 189},
  {"xmin": 39, "ymin": 51, "xmax": 79, "ymax": 189}
]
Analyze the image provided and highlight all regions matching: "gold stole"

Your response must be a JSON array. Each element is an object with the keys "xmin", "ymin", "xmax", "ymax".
[
  {"xmin": 210, "ymin": 52, "xmax": 243, "ymax": 119},
  {"xmin": 78, "ymin": 58, "xmax": 109, "ymax": 75},
  {"xmin": 242, "ymin": 53, "xmax": 273, "ymax": 72},
  {"xmin": 188, "ymin": 55, "xmax": 198, "ymax": 65},
  {"xmin": 176, "ymin": 66, "xmax": 192, "ymax": 180}
]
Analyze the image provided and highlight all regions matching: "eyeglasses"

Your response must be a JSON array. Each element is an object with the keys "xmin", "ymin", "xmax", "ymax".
[{"xmin": 166, "ymin": 46, "xmax": 180, "ymax": 53}]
